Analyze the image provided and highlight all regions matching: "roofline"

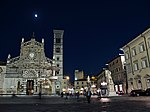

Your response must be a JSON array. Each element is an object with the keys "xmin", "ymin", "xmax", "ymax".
[{"xmin": 121, "ymin": 28, "xmax": 150, "ymax": 49}]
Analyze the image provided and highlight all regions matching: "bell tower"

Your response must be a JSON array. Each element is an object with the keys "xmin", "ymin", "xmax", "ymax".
[{"xmin": 53, "ymin": 30, "xmax": 64, "ymax": 93}]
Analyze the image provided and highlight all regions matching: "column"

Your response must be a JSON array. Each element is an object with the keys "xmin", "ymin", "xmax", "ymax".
[{"xmin": 52, "ymin": 69, "xmax": 56, "ymax": 76}]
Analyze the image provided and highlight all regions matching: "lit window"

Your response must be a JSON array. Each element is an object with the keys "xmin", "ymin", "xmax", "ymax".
[
  {"xmin": 141, "ymin": 57, "xmax": 148, "ymax": 68},
  {"xmin": 134, "ymin": 61, "xmax": 139, "ymax": 71},
  {"xmin": 147, "ymin": 38, "xmax": 150, "ymax": 48},
  {"xmin": 139, "ymin": 42, "xmax": 145, "ymax": 52},
  {"xmin": 132, "ymin": 47, "xmax": 136, "ymax": 56}
]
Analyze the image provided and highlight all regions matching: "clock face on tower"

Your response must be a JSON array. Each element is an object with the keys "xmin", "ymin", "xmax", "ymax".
[{"xmin": 29, "ymin": 52, "xmax": 35, "ymax": 58}]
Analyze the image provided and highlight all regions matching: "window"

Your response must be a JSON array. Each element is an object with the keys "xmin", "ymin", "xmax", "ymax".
[
  {"xmin": 56, "ymin": 47, "xmax": 61, "ymax": 53},
  {"xmin": 56, "ymin": 38, "xmax": 61, "ymax": 43},
  {"xmin": 134, "ymin": 61, "xmax": 139, "ymax": 71},
  {"xmin": 147, "ymin": 38, "xmax": 150, "ymax": 48},
  {"xmin": 57, "ymin": 64, "xmax": 59, "ymax": 67},
  {"xmin": 139, "ymin": 42, "xmax": 145, "ymax": 52},
  {"xmin": 116, "ymin": 60, "xmax": 118, "ymax": 63},
  {"xmin": 141, "ymin": 57, "xmax": 148, "ymax": 68},
  {"xmin": 57, "ymin": 57, "xmax": 59, "ymax": 61},
  {"xmin": 125, "ymin": 52, "xmax": 129, "ymax": 60},
  {"xmin": 116, "ymin": 68, "xmax": 118, "ymax": 72},
  {"xmin": 77, "ymin": 82, "xmax": 79, "ymax": 84},
  {"xmin": 56, "ymin": 71, "xmax": 59, "ymax": 74},
  {"xmin": 82, "ymin": 82, "xmax": 84, "ymax": 84},
  {"xmin": 132, "ymin": 47, "xmax": 136, "ymax": 56},
  {"xmin": 109, "ymin": 64, "xmax": 111, "ymax": 67}
]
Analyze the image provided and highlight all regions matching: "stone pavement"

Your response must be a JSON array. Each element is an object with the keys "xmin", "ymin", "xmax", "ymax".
[{"xmin": 0, "ymin": 95, "xmax": 149, "ymax": 112}]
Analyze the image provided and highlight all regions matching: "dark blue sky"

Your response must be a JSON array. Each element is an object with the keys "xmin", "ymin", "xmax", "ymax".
[{"xmin": 0, "ymin": 0, "xmax": 150, "ymax": 81}]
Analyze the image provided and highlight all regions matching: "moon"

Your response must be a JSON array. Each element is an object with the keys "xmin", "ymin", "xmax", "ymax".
[{"xmin": 35, "ymin": 14, "xmax": 38, "ymax": 18}]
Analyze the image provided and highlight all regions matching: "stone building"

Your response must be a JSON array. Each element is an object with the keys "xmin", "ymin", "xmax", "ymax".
[
  {"xmin": 2, "ymin": 30, "xmax": 64, "ymax": 95},
  {"xmin": 53, "ymin": 30, "xmax": 64, "ymax": 94},
  {"xmin": 121, "ymin": 28, "xmax": 150, "ymax": 93},
  {"xmin": 0, "ymin": 61, "xmax": 6, "ymax": 94},
  {"xmin": 107, "ymin": 55, "xmax": 127, "ymax": 94}
]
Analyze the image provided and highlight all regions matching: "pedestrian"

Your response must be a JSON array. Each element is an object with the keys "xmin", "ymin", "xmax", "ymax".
[
  {"xmin": 39, "ymin": 92, "xmax": 41, "ymax": 99},
  {"xmin": 76, "ymin": 91, "xmax": 79, "ymax": 99},
  {"xmin": 86, "ymin": 90, "xmax": 92, "ymax": 103},
  {"xmin": 61, "ymin": 92, "xmax": 64, "ymax": 97},
  {"xmin": 65, "ymin": 92, "xmax": 68, "ymax": 99}
]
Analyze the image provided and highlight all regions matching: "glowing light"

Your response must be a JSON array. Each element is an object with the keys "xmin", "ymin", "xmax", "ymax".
[
  {"xmin": 35, "ymin": 14, "xmax": 38, "ymax": 18},
  {"xmin": 66, "ymin": 76, "xmax": 70, "ymax": 80}
]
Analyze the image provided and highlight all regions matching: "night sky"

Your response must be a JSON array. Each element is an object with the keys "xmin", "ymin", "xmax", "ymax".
[{"xmin": 0, "ymin": 0, "xmax": 150, "ymax": 81}]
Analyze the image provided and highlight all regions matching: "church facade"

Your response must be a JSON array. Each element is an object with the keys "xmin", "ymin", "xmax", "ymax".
[{"xmin": 1, "ymin": 30, "xmax": 64, "ymax": 95}]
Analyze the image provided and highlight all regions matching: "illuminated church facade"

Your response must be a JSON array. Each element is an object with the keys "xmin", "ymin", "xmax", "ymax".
[{"xmin": 0, "ymin": 30, "xmax": 64, "ymax": 95}]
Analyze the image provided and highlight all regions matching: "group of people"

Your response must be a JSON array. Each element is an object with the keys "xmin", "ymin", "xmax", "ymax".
[{"xmin": 61, "ymin": 89, "xmax": 94, "ymax": 103}]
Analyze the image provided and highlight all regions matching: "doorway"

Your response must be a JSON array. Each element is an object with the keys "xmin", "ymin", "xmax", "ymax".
[{"xmin": 26, "ymin": 80, "xmax": 34, "ymax": 95}]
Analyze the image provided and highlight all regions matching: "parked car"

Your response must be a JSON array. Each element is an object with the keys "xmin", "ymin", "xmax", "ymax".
[
  {"xmin": 145, "ymin": 88, "xmax": 150, "ymax": 96},
  {"xmin": 130, "ymin": 89, "xmax": 146, "ymax": 96}
]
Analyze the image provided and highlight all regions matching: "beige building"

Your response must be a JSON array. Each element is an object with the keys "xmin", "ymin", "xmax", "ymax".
[
  {"xmin": 122, "ymin": 28, "xmax": 150, "ymax": 93},
  {"xmin": 74, "ymin": 70, "xmax": 84, "ymax": 80},
  {"xmin": 74, "ymin": 70, "xmax": 97, "ymax": 95},
  {"xmin": 107, "ymin": 55, "xmax": 127, "ymax": 94},
  {"xmin": 74, "ymin": 77, "xmax": 97, "ymax": 95}
]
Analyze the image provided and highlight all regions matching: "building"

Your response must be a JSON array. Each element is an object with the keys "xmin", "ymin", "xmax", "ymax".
[
  {"xmin": 74, "ymin": 75, "xmax": 97, "ymax": 95},
  {"xmin": 2, "ymin": 30, "xmax": 64, "ymax": 95},
  {"xmin": 74, "ymin": 70, "xmax": 84, "ymax": 80},
  {"xmin": 121, "ymin": 28, "xmax": 150, "ymax": 93},
  {"xmin": 0, "ymin": 61, "xmax": 6, "ymax": 94},
  {"xmin": 107, "ymin": 55, "xmax": 127, "ymax": 94},
  {"xmin": 61, "ymin": 76, "xmax": 70, "ymax": 93},
  {"xmin": 53, "ymin": 30, "xmax": 64, "ymax": 94},
  {"xmin": 97, "ymin": 69, "xmax": 116, "ymax": 96}
]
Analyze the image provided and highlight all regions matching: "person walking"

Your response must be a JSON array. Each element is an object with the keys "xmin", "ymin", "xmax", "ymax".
[{"xmin": 86, "ymin": 89, "xmax": 92, "ymax": 103}]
